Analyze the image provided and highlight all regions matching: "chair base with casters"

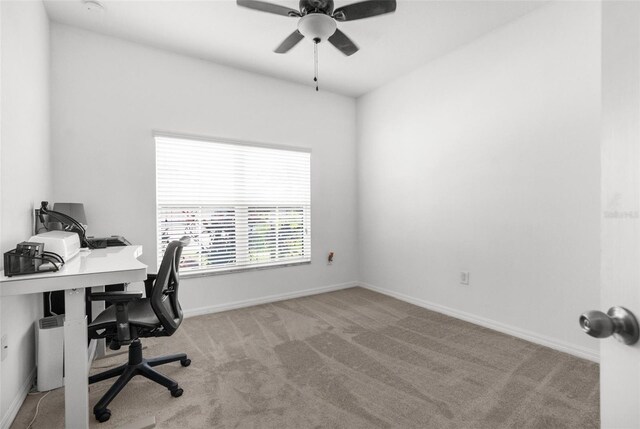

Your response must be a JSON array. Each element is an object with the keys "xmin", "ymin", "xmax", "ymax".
[{"xmin": 89, "ymin": 339, "xmax": 191, "ymax": 422}]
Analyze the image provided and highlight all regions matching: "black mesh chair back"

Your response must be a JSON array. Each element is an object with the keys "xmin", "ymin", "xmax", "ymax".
[{"xmin": 150, "ymin": 236, "xmax": 189, "ymax": 336}]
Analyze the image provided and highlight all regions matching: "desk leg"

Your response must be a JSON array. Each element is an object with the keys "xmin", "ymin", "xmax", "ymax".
[{"xmin": 64, "ymin": 288, "xmax": 90, "ymax": 429}]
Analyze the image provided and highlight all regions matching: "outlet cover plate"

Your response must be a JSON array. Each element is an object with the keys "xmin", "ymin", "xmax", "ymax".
[
  {"xmin": 460, "ymin": 271, "xmax": 470, "ymax": 285},
  {"xmin": 1, "ymin": 334, "xmax": 8, "ymax": 361}
]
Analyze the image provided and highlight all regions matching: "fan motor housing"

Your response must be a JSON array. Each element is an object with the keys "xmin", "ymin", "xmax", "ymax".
[{"xmin": 300, "ymin": 0, "xmax": 334, "ymax": 15}]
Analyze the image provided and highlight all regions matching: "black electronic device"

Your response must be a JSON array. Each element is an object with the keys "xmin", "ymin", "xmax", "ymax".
[
  {"xmin": 16, "ymin": 242, "xmax": 45, "ymax": 270},
  {"xmin": 86, "ymin": 236, "xmax": 131, "ymax": 249},
  {"xmin": 3, "ymin": 242, "xmax": 64, "ymax": 277}
]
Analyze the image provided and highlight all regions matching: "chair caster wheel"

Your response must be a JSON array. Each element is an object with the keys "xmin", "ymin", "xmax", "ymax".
[
  {"xmin": 171, "ymin": 387, "xmax": 184, "ymax": 397},
  {"xmin": 95, "ymin": 409, "xmax": 111, "ymax": 423},
  {"xmin": 180, "ymin": 358, "xmax": 191, "ymax": 367}
]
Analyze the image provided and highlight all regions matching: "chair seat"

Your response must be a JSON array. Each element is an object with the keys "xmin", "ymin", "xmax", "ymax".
[{"xmin": 89, "ymin": 298, "xmax": 160, "ymax": 333}]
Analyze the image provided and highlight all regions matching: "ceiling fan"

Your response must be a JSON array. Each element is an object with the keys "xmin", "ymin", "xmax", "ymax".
[{"xmin": 236, "ymin": 0, "xmax": 397, "ymax": 57}]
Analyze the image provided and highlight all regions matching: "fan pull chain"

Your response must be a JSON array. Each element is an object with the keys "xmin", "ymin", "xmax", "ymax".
[{"xmin": 313, "ymin": 38, "xmax": 319, "ymax": 92}]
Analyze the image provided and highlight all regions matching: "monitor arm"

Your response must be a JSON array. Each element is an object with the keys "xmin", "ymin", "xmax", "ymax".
[{"xmin": 40, "ymin": 201, "xmax": 91, "ymax": 248}]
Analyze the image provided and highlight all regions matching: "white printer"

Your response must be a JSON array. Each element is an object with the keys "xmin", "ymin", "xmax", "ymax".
[{"xmin": 29, "ymin": 231, "xmax": 81, "ymax": 262}]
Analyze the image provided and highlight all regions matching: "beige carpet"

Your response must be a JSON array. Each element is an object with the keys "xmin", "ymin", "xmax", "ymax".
[{"xmin": 11, "ymin": 287, "xmax": 599, "ymax": 428}]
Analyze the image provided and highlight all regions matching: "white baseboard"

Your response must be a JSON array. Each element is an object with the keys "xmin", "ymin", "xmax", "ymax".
[
  {"xmin": 183, "ymin": 281, "xmax": 358, "ymax": 318},
  {"xmin": 359, "ymin": 282, "xmax": 599, "ymax": 363},
  {"xmin": 1, "ymin": 367, "xmax": 36, "ymax": 429}
]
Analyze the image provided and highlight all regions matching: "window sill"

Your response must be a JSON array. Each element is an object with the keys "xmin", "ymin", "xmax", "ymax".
[{"xmin": 180, "ymin": 260, "xmax": 311, "ymax": 278}]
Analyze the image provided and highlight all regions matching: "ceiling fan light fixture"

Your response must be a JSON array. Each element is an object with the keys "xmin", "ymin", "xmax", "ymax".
[{"xmin": 297, "ymin": 13, "xmax": 337, "ymax": 42}]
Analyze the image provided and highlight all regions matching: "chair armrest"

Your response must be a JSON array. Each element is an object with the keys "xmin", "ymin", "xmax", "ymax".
[
  {"xmin": 90, "ymin": 291, "xmax": 142, "ymax": 344},
  {"xmin": 89, "ymin": 291, "xmax": 142, "ymax": 303}
]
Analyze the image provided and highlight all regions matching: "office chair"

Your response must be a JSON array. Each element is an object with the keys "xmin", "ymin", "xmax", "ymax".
[{"xmin": 87, "ymin": 237, "xmax": 191, "ymax": 423}]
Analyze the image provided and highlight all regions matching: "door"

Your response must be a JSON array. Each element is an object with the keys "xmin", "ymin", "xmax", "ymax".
[{"xmin": 601, "ymin": 2, "xmax": 640, "ymax": 427}]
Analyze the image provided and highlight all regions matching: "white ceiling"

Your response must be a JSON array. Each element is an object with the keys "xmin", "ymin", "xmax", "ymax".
[{"xmin": 43, "ymin": 0, "xmax": 547, "ymax": 97}]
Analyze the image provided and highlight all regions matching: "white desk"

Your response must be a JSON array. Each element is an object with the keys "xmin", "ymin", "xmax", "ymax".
[{"xmin": 0, "ymin": 246, "xmax": 147, "ymax": 429}]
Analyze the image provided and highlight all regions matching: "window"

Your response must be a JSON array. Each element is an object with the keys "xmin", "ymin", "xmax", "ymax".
[{"xmin": 156, "ymin": 134, "xmax": 311, "ymax": 275}]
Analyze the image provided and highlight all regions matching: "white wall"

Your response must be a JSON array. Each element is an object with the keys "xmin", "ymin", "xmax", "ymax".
[
  {"xmin": 0, "ymin": 0, "xmax": 51, "ymax": 425},
  {"xmin": 50, "ymin": 24, "xmax": 358, "ymax": 314},
  {"xmin": 357, "ymin": 2, "xmax": 601, "ymax": 360}
]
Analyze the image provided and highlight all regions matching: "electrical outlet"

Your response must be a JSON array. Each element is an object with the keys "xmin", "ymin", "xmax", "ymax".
[
  {"xmin": 460, "ymin": 271, "xmax": 470, "ymax": 285},
  {"xmin": 1, "ymin": 334, "xmax": 8, "ymax": 361}
]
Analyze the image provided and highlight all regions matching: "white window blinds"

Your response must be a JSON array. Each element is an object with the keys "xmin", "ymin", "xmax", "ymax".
[{"xmin": 156, "ymin": 135, "xmax": 311, "ymax": 274}]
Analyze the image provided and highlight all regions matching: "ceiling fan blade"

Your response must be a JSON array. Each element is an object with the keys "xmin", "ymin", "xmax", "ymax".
[
  {"xmin": 236, "ymin": 0, "xmax": 300, "ymax": 17},
  {"xmin": 274, "ymin": 30, "xmax": 305, "ymax": 53},
  {"xmin": 328, "ymin": 29, "xmax": 359, "ymax": 56},
  {"xmin": 333, "ymin": 0, "xmax": 396, "ymax": 21}
]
